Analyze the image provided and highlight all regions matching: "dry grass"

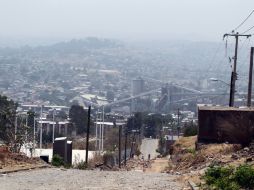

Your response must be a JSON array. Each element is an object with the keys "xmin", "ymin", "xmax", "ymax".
[
  {"xmin": 146, "ymin": 158, "xmax": 169, "ymax": 173},
  {"xmin": 88, "ymin": 152, "xmax": 103, "ymax": 167},
  {"xmin": 171, "ymin": 136, "xmax": 242, "ymax": 172},
  {"xmin": 173, "ymin": 136, "xmax": 197, "ymax": 150},
  {"xmin": 0, "ymin": 153, "xmax": 6, "ymax": 164},
  {"xmin": 199, "ymin": 143, "xmax": 241, "ymax": 157},
  {"xmin": 72, "ymin": 139, "xmax": 96, "ymax": 150}
]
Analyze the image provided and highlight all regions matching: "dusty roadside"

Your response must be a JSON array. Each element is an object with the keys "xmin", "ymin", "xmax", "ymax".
[
  {"xmin": 0, "ymin": 146, "xmax": 49, "ymax": 174},
  {"xmin": 0, "ymin": 168, "xmax": 186, "ymax": 190}
]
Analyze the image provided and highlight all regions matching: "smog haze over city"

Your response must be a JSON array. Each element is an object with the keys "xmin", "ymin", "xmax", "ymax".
[
  {"xmin": 0, "ymin": 0, "xmax": 253, "ymax": 45},
  {"xmin": 0, "ymin": 0, "xmax": 253, "ymax": 109},
  {"xmin": 1, "ymin": 1, "xmax": 254, "ymax": 189}
]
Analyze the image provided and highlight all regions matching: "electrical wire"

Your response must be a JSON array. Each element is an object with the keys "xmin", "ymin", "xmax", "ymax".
[
  {"xmin": 235, "ymin": 38, "xmax": 254, "ymax": 92},
  {"xmin": 213, "ymin": 39, "xmax": 233, "ymax": 78},
  {"xmin": 205, "ymin": 41, "xmax": 224, "ymax": 74},
  {"xmin": 241, "ymin": 25, "xmax": 254, "ymax": 34},
  {"xmin": 238, "ymin": 38, "xmax": 250, "ymax": 53},
  {"xmin": 233, "ymin": 9, "xmax": 254, "ymax": 33}
]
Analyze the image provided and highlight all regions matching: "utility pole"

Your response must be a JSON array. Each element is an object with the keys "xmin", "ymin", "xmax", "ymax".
[
  {"xmin": 85, "ymin": 106, "xmax": 91, "ymax": 165},
  {"xmin": 118, "ymin": 125, "xmax": 122, "ymax": 168},
  {"xmin": 15, "ymin": 114, "xmax": 17, "ymax": 141},
  {"xmin": 129, "ymin": 133, "xmax": 135, "ymax": 158},
  {"xmin": 33, "ymin": 116, "xmax": 36, "ymax": 151},
  {"xmin": 95, "ymin": 111, "xmax": 98, "ymax": 151},
  {"xmin": 177, "ymin": 108, "xmax": 180, "ymax": 138},
  {"xmin": 102, "ymin": 105, "xmax": 104, "ymax": 152},
  {"xmin": 247, "ymin": 47, "xmax": 254, "ymax": 107},
  {"xmin": 25, "ymin": 114, "xmax": 28, "ymax": 143},
  {"xmin": 223, "ymin": 32, "xmax": 251, "ymax": 107},
  {"xmin": 99, "ymin": 111, "xmax": 102, "ymax": 151},
  {"xmin": 40, "ymin": 105, "xmax": 43, "ymax": 150},
  {"xmin": 124, "ymin": 129, "xmax": 128, "ymax": 166},
  {"xmin": 52, "ymin": 109, "xmax": 55, "ymax": 143}
]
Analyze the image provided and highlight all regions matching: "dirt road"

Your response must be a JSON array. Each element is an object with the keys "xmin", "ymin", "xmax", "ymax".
[
  {"xmin": 0, "ymin": 168, "xmax": 185, "ymax": 190},
  {"xmin": 146, "ymin": 158, "xmax": 169, "ymax": 173},
  {"xmin": 140, "ymin": 138, "xmax": 159, "ymax": 160}
]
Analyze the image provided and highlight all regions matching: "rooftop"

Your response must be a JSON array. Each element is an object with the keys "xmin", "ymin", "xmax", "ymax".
[{"xmin": 198, "ymin": 106, "xmax": 254, "ymax": 111}]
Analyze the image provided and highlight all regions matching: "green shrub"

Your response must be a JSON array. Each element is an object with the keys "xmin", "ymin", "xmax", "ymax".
[
  {"xmin": 103, "ymin": 152, "xmax": 115, "ymax": 167},
  {"xmin": 135, "ymin": 149, "xmax": 141, "ymax": 157},
  {"xmin": 75, "ymin": 161, "xmax": 87, "ymax": 170},
  {"xmin": 64, "ymin": 163, "xmax": 72, "ymax": 169},
  {"xmin": 183, "ymin": 124, "xmax": 198, "ymax": 137},
  {"xmin": 203, "ymin": 165, "xmax": 254, "ymax": 190},
  {"xmin": 204, "ymin": 166, "xmax": 234, "ymax": 187},
  {"xmin": 234, "ymin": 164, "xmax": 254, "ymax": 189},
  {"xmin": 186, "ymin": 148, "xmax": 196, "ymax": 155},
  {"xmin": 51, "ymin": 154, "xmax": 64, "ymax": 167},
  {"xmin": 156, "ymin": 137, "xmax": 166, "ymax": 155}
]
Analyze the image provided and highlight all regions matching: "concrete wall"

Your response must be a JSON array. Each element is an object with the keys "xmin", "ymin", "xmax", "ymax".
[{"xmin": 198, "ymin": 106, "xmax": 254, "ymax": 145}]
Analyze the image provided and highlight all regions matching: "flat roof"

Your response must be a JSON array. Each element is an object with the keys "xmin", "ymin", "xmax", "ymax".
[
  {"xmin": 55, "ymin": 137, "xmax": 67, "ymax": 141},
  {"xmin": 198, "ymin": 106, "xmax": 254, "ymax": 111},
  {"xmin": 95, "ymin": 122, "xmax": 125, "ymax": 126}
]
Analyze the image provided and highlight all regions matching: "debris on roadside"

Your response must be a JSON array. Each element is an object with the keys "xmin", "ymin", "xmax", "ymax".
[{"xmin": 0, "ymin": 145, "xmax": 47, "ymax": 173}]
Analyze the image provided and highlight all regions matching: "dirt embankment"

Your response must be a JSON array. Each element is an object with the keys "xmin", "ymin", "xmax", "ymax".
[
  {"xmin": 171, "ymin": 136, "xmax": 243, "ymax": 172},
  {"xmin": 169, "ymin": 136, "xmax": 254, "ymax": 185},
  {"xmin": 0, "ymin": 146, "xmax": 47, "ymax": 173}
]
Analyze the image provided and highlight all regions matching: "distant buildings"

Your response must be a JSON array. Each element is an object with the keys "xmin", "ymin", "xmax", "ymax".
[{"xmin": 132, "ymin": 77, "xmax": 145, "ymax": 96}]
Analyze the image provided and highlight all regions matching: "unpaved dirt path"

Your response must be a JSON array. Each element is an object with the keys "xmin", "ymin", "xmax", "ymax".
[
  {"xmin": 146, "ymin": 158, "xmax": 169, "ymax": 173},
  {"xmin": 140, "ymin": 138, "xmax": 159, "ymax": 160},
  {"xmin": 0, "ymin": 168, "xmax": 185, "ymax": 190}
]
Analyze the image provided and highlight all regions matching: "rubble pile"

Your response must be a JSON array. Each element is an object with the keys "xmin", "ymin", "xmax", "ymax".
[
  {"xmin": 165, "ymin": 136, "xmax": 254, "ymax": 187},
  {"xmin": 0, "ymin": 145, "xmax": 46, "ymax": 171},
  {"xmin": 124, "ymin": 158, "xmax": 152, "ymax": 171},
  {"xmin": 170, "ymin": 136, "xmax": 244, "ymax": 173},
  {"xmin": 231, "ymin": 141, "xmax": 254, "ymax": 162}
]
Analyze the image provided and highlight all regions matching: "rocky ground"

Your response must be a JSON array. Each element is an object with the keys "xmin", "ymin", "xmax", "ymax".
[
  {"xmin": 0, "ymin": 168, "xmax": 186, "ymax": 190},
  {"xmin": 0, "ymin": 146, "xmax": 47, "ymax": 173},
  {"xmin": 169, "ymin": 136, "xmax": 254, "ymax": 186}
]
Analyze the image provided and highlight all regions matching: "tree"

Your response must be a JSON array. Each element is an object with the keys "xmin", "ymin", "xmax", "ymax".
[
  {"xmin": 27, "ymin": 110, "xmax": 36, "ymax": 129},
  {"xmin": 0, "ymin": 95, "xmax": 17, "ymax": 143},
  {"xmin": 183, "ymin": 122, "xmax": 198, "ymax": 137},
  {"xmin": 58, "ymin": 110, "xmax": 68, "ymax": 120},
  {"xmin": 143, "ymin": 114, "xmax": 173, "ymax": 138},
  {"xmin": 69, "ymin": 105, "xmax": 88, "ymax": 135},
  {"xmin": 0, "ymin": 95, "xmax": 29, "ymax": 152},
  {"xmin": 126, "ymin": 112, "xmax": 143, "ymax": 133}
]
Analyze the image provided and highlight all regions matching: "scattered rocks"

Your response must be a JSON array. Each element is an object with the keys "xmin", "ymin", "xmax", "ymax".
[
  {"xmin": 231, "ymin": 153, "xmax": 239, "ymax": 160},
  {"xmin": 0, "ymin": 168, "xmax": 185, "ymax": 190},
  {"xmin": 246, "ymin": 157, "xmax": 253, "ymax": 162}
]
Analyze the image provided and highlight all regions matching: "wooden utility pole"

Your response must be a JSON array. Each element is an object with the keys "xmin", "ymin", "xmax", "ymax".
[
  {"xmin": 118, "ymin": 125, "xmax": 122, "ymax": 168},
  {"xmin": 224, "ymin": 33, "xmax": 251, "ymax": 107},
  {"xmin": 124, "ymin": 129, "xmax": 128, "ymax": 166},
  {"xmin": 247, "ymin": 47, "xmax": 254, "ymax": 107},
  {"xmin": 129, "ymin": 133, "xmax": 135, "ymax": 158},
  {"xmin": 177, "ymin": 108, "xmax": 180, "ymax": 138},
  {"xmin": 85, "ymin": 106, "xmax": 91, "ymax": 164}
]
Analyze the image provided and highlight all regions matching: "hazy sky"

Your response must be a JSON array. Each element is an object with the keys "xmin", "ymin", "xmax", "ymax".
[{"xmin": 0, "ymin": 0, "xmax": 254, "ymax": 44}]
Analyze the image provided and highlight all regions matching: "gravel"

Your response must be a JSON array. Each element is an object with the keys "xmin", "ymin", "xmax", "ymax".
[{"xmin": 0, "ymin": 168, "xmax": 185, "ymax": 190}]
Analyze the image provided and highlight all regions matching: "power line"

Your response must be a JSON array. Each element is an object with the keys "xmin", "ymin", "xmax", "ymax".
[
  {"xmin": 238, "ymin": 37, "xmax": 250, "ymax": 53},
  {"xmin": 242, "ymin": 25, "xmax": 254, "ymax": 34},
  {"xmin": 223, "ymin": 33, "xmax": 252, "ymax": 106},
  {"xmin": 233, "ymin": 9, "xmax": 254, "ymax": 32},
  {"xmin": 213, "ymin": 40, "xmax": 233, "ymax": 79},
  {"xmin": 204, "ymin": 41, "xmax": 224, "ymax": 74}
]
